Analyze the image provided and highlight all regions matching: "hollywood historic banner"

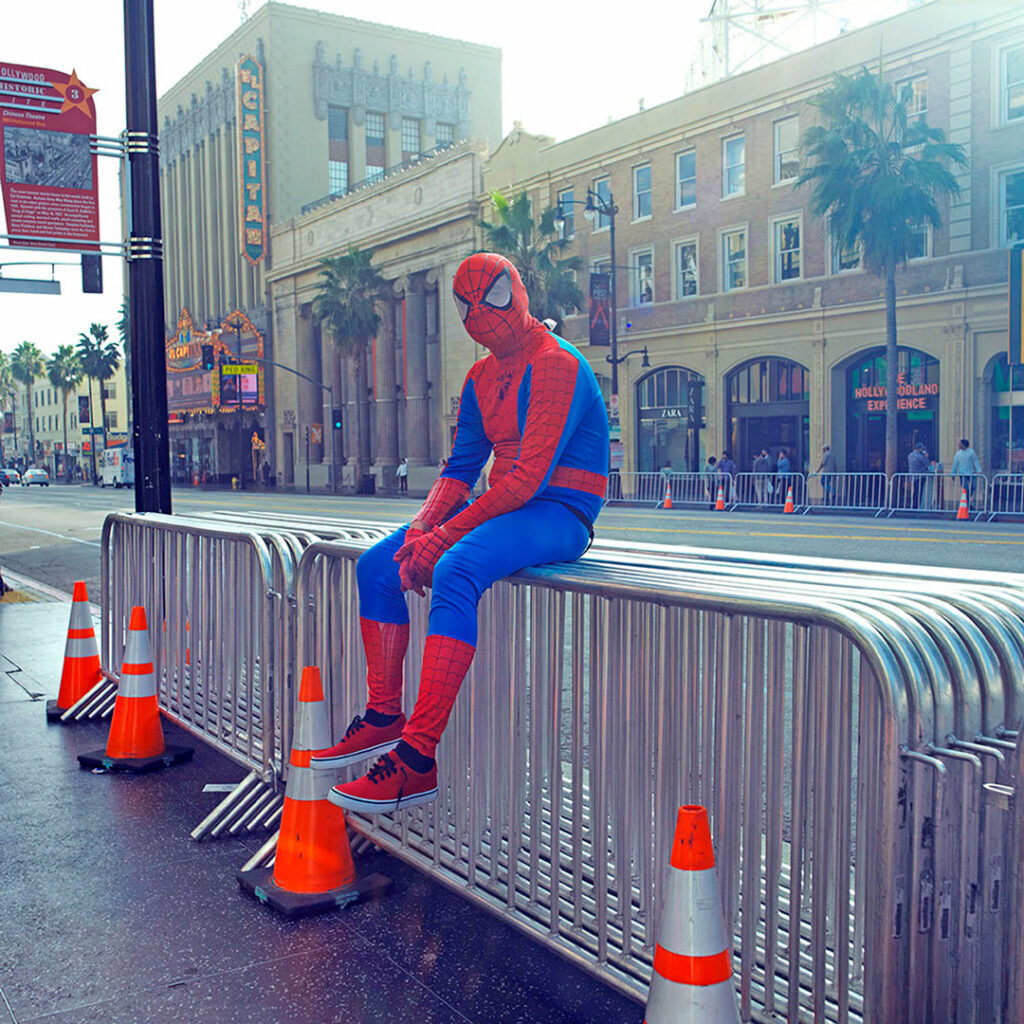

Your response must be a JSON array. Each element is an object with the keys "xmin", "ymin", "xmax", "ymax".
[
  {"xmin": 0, "ymin": 62, "xmax": 99, "ymax": 250},
  {"xmin": 237, "ymin": 55, "xmax": 266, "ymax": 265}
]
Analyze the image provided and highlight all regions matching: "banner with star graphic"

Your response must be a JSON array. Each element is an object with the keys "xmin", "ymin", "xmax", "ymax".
[{"xmin": 0, "ymin": 62, "xmax": 99, "ymax": 250}]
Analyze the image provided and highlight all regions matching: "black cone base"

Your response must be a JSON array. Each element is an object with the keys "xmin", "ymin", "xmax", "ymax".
[
  {"xmin": 45, "ymin": 700, "xmax": 70, "ymax": 722},
  {"xmin": 237, "ymin": 866, "xmax": 391, "ymax": 917},
  {"xmin": 77, "ymin": 744, "xmax": 194, "ymax": 773}
]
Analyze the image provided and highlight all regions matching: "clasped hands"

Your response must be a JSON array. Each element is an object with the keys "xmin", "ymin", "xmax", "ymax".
[{"xmin": 394, "ymin": 519, "xmax": 454, "ymax": 595}]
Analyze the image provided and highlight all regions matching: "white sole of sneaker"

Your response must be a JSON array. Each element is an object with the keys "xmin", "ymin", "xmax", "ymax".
[
  {"xmin": 310, "ymin": 738, "xmax": 401, "ymax": 770},
  {"xmin": 327, "ymin": 785, "xmax": 438, "ymax": 814}
]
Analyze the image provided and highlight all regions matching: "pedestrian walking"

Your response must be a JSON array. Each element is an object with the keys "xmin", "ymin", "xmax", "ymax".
[
  {"xmin": 816, "ymin": 444, "xmax": 837, "ymax": 505},
  {"xmin": 396, "ymin": 457, "xmax": 409, "ymax": 493},
  {"xmin": 951, "ymin": 438, "xmax": 981, "ymax": 508},
  {"xmin": 907, "ymin": 442, "xmax": 929, "ymax": 508}
]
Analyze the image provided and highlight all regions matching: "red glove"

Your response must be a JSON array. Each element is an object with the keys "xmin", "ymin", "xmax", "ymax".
[{"xmin": 393, "ymin": 526, "xmax": 454, "ymax": 595}]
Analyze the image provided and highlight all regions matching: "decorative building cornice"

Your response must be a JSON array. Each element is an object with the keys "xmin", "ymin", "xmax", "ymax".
[
  {"xmin": 160, "ymin": 38, "xmax": 266, "ymax": 167},
  {"xmin": 313, "ymin": 41, "xmax": 470, "ymax": 138}
]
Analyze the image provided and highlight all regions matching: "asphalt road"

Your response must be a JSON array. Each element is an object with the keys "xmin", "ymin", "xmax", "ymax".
[{"xmin": 2, "ymin": 481, "xmax": 1024, "ymax": 598}]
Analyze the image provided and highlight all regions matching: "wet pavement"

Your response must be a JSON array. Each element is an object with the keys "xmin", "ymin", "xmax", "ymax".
[{"xmin": 0, "ymin": 601, "xmax": 639, "ymax": 1023}]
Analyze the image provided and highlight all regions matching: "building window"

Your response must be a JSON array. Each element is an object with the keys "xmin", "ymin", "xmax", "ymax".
[
  {"xmin": 365, "ymin": 112, "xmax": 385, "ymax": 146},
  {"xmin": 674, "ymin": 238, "xmax": 699, "ymax": 298},
  {"xmin": 721, "ymin": 227, "xmax": 747, "ymax": 291},
  {"xmin": 631, "ymin": 249, "xmax": 654, "ymax": 304},
  {"xmin": 907, "ymin": 222, "xmax": 931, "ymax": 260},
  {"xmin": 366, "ymin": 165, "xmax": 384, "ymax": 183},
  {"xmin": 1002, "ymin": 43, "xmax": 1024, "ymax": 123},
  {"xmin": 1000, "ymin": 166, "xmax": 1024, "ymax": 246},
  {"xmin": 329, "ymin": 160, "xmax": 348, "ymax": 194},
  {"xmin": 774, "ymin": 117, "xmax": 799, "ymax": 183},
  {"xmin": 401, "ymin": 118, "xmax": 420, "ymax": 160},
  {"xmin": 106, "ymin": 412, "xmax": 118, "ymax": 430},
  {"xmin": 591, "ymin": 256, "xmax": 611, "ymax": 278},
  {"xmin": 103, "ymin": 384, "xmax": 116, "ymax": 400},
  {"xmin": 676, "ymin": 149, "xmax": 696, "ymax": 209},
  {"xmin": 328, "ymin": 106, "xmax": 348, "ymax": 141},
  {"xmin": 723, "ymin": 134, "xmax": 745, "ymax": 197},
  {"xmin": 557, "ymin": 188, "xmax": 575, "ymax": 239},
  {"xmin": 831, "ymin": 229, "xmax": 862, "ymax": 273},
  {"xmin": 896, "ymin": 75, "xmax": 928, "ymax": 118},
  {"xmin": 436, "ymin": 122, "xmax": 455, "ymax": 147},
  {"xmin": 633, "ymin": 164, "xmax": 652, "ymax": 220},
  {"xmin": 592, "ymin": 176, "xmax": 612, "ymax": 230},
  {"xmin": 772, "ymin": 215, "xmax": 802, "ymax": 281}
]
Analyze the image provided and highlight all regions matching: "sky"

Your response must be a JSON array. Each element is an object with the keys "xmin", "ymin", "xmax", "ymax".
[{"xmin": 0, "ymin": 0, "xmax": 712, "ymax": 359}]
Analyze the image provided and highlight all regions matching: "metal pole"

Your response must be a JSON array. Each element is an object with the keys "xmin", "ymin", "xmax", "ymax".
[
  {"xmin": 124, "ymin": 0, "xmax": 171, "ymax": 513},
  {"xmin": 304, "ymin": 426, "xmax": 310, "ymax": 494},
  {"xmin": 609, "ymin": 197, "xmax": 619, "ymax": 402},
  {"xmin": 326, "ymin": 384, "xmax": 336, "ymax": 493},
  {"xmin": 236, "ymin": 323, "xmax": 244, "ymax": 489}
]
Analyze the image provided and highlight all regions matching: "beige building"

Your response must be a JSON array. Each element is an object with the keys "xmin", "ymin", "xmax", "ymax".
[
  {"xmin": 484, "ymin": 0, "xmax": 1024, "ymax": 479},
  {"xmin": 156, "ymin": 1, "xmax": 501, "ymax": 485},
  {"xmin": 268, "ymin": 141, "xmax": 486, "ymax": 491},
  {"xmin": 29, "ymin": 363, "xmax": 130, "ymax": 478}
]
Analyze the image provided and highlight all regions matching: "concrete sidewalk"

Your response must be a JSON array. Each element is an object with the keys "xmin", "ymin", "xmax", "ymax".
[{"xmin": 0, "ymin": 600, "xmax": 638, "ymax": 1023}]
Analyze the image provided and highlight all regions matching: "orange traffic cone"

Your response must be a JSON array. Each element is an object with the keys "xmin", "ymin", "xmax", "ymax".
[
  {"xmin": 237, "ymin": 666, "xmax": 390, "ymax": 915},
  {"xmin": 957, "ymin": 487, "xmax": 970, "ymax": 521},
  {"xmin": 78, "ymin": 606, "xmax": 193, "ymax": 773},
  {"xmin": 714, "ymin": 484, "xmax": 725, "ymax": 511},
  {"xmin": 783, "ymin": 485, "xmax": 795, "ymax": 514},
  {"xmin": 663, "ymin": 482, "xmax": 673, "ymax": 510},
  {"xmin": 47, "ymin": 581, "xmax": 105, "ymax": 721},
  {"xmin": 644, "ymin": 805, "xmax": 741, "ymax": 1023}
]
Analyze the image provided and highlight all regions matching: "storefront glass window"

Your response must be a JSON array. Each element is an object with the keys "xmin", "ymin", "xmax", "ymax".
[
  {"xmin": 636, "ymin": 367, "xmax": 706, "ymax": 473},
  {"xmin": 990, "ymin": 354, "xmax": 1024, "ymax": 472}
]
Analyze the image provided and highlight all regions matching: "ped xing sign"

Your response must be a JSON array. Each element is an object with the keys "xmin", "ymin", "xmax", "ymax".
[
  {"xmin": 222, "ymin": 363, "xmax": 259, "ymax": 374},
  {"xmin": 0, "ymin": 63, "xmax": 99, "ymax": 249}
]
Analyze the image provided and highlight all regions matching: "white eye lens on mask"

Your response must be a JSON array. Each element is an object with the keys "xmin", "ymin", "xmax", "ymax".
[
  {"xmin": 453, "ymin": 292, "xmax": 471, "ymax": 322},
  {"xmin": 482, "ymin": 271, "xmax": 513, "ymax": 309}
]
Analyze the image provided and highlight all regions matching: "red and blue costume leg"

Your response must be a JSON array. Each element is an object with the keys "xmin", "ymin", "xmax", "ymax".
[{"xmin": 356, "ymin": 502, "xmax": 589, "ymax": 759}]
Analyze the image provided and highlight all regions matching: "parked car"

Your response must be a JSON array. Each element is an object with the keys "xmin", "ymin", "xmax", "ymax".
[
  {"xmin": 1, "ymin": 467, "xmax": 21, "ymax": 485},
  {"xmin": 22, "ymin": 468, "xmax": 50, "ymax": 487}
]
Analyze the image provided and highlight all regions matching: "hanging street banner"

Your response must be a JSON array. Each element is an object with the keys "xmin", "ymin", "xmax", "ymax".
[
  {"xmin": 0, "ymin": 63, "xmax": 99, "ymax": 250},
  {"xmin": 589, "ymin": 272, "xmax": 610, "ymax": 346},
  {"xmin": 237, "ymin": 55, "xmax": 266, "ymax": 265}
]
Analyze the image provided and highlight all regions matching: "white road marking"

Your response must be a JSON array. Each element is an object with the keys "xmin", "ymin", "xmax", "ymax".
[{"xmin": 0, "ymin": 522, "xmax": 101, "ymax": 547}]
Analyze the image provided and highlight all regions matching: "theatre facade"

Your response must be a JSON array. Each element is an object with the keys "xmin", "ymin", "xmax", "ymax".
[{"xmin": 483, "ymin": 0, "xmax": 1024, "ymax": 477}]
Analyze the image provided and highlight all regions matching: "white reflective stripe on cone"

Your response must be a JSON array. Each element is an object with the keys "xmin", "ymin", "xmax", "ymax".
[
  {"xmin": 645, "ymin": 976, "xmax": 740, "ymax": 1024},
  {"xmin": 294, "ymin": 703, "xmax": 332, "ymax": 752},
  {"xmin": 285, "ymin": 762, "xmax": 333, "ymax": 803},
  {"xmin": 659, "ymin": 866, "xmax": 731, "ymax": 958},
  {"xmin": 117, "ymin": 664, "xmax": 157, "ymax": 698},
  {"xmin": 69, "ymin": 601, "xmax": 94, "ymax": 631},
  {"xmin": 63, "ymin": 636, "xmax": 99, "ymax": 659}
]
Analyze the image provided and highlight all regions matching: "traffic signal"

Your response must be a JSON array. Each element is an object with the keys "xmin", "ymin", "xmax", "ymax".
[
  {"xmin": 332, "ymin": 408, "xmax": 343, "ymax": 430},
  {"xmin": 81, "ymin": 254, "xmax": 102, "ymax": 294},
  {"xmin": 201, "ymin": 344, "xmax": 215, "ymax": 370}
]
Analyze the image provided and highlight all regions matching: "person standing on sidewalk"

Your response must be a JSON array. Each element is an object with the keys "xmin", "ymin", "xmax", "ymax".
[
  {"xmin": 318, "ymin": 253, "xmax": 608, "ymax": 814},
  {"xmin": 753, "ymin": 449, "xmax": 771, "ymax": 506},
  {"xmin": 816, "ymin": 445, "xmax": 837, "ymax": 505},
  {"xmin": 717, "ymin": 451, "xmax": 736, "ymax": 503},
  {"xmin": 701, "ymin": 455, "xmax": 718, "ymax": 508},
  {"xmin": 395, "ymin": 457, "xmax": 409, "ymax": 493},
  {"xmin": 951, "ymin": 438, "xmax": 981, "ymax": 508},
  {"xmin": 776, "ymin": 448, "xmax": 791, "ymax": 503},
  {"xmin": 908, "ymin": 442, "xmax": 929, "ymax": 508}
]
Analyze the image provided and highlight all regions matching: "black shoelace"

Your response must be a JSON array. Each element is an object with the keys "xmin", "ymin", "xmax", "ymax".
[
  {"xmin": 367, "ymin": 754, "xmax": 398, "ymax": 785},
  {"xmin": 344, "ymin": 715, "xmax": 367, "ymax": 739}
]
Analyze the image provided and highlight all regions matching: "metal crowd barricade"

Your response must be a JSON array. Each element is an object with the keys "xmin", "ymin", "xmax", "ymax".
[
  {"xmin": 803, "ymin": 472, "xmax": 888, "ymax": 514},
  {"xmin": 729, "ymin": 471, "xmax": 805, "ymax": 510},
  {"xmin": 887, "ymin": 472, "xmax": 988, "ymax": 518},
  {"xmin": 604, "ymin": 470, "xmax": 724, "ymax": 508},
  {"xmin": 291, "ymin": 534, "xmax": 1024, "ymax": 1021},
  {"xmin": 988, "ymin": 473, "xmax": 1024, "ymax": 518}
]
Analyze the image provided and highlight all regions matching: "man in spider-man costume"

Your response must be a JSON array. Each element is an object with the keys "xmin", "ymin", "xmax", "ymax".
[{"xmin": 320, "ymin": 252, "xmax": 609, "ymax": 813}]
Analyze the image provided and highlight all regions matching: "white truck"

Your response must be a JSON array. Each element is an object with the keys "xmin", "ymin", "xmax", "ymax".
[{"xmin": 99, "ymin": 447, "xmax": 135, "ymax": 488}]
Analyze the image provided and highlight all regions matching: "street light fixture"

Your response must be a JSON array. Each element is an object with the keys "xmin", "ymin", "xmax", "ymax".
[{"xmin": 223, "ymin": 310, "xmax": 248, "ymax": 489}]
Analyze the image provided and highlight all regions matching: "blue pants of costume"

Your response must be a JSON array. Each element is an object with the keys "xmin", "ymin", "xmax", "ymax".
[{"xmin": 356, "ymin": 499, "xmax": 590, "ymax": 645}]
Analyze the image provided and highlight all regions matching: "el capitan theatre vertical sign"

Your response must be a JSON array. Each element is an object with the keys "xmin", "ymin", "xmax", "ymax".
[
  {"xmin": 237, "ymin": 55, "xmax": 265, "ymax": 265},
  {"xmin": 0, "ymin": 64, "xmax": 99, "ymax": 249}
]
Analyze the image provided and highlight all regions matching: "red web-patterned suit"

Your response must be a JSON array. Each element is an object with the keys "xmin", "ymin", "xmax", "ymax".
[{"xmin": 354, "ymin": 253, "xmax": 609, "ymax": 760}]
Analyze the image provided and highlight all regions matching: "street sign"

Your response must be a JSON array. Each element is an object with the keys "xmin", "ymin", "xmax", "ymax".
[
  {"xmin": 221, "ymin": 363, "xmax": 259, "ymax": 374},
  {"xmin": 310, "ymin": 423, "xmax": 323, "ymax": 445},
  {"xmin": 82, "ymin": 425, "xmax": 104, "ymax": 434},
  {"xmin": 0, "ymin": 277, "xmax": 60, "ymax": 294}
]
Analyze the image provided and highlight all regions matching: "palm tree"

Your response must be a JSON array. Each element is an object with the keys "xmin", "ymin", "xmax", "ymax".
[
  {"xmin": 313, "ymin": 247, "xmax": 385, "ymax": 487},
  {"xmin": 10, "ymin": 341, "xmax": 45, "ymax": 465},
  {"xmin": 76, "ymin": 323, "xmax": 120, "ymax": 472},
  {"xmin": 46, "ymin": 345, "xmax": 83, "ymax": 482},
  {"xmin": 798, "ymin": 66, "xmax": 968, "ymax": 475},
  {"xmin": 478, "ymin": 190, "xmax": 583, "ymax": 331},
  {"xmin": 115, "ymin": 300, "xmax": 131, "ymax": 432},
  {"xmin": 0, "ymin": 351, "xmax": 17, "ymax": 464}
]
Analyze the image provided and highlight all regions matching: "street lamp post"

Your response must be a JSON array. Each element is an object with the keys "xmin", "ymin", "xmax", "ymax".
[{"xmin": 224, "ymin": 311, "xmax": 247, "ymax": 489}]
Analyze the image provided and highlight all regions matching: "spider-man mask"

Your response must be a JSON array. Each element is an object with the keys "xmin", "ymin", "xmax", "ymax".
[{"xmin": 452, "ymin": 253, "xmax": 538, "ymax": 358}]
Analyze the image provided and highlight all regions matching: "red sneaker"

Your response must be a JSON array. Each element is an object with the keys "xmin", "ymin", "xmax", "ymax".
[
  {"xmin": 328, "ymin": 750, "xmax": 437, "ymax": 813},
  {"xmin": 310, "ymin": 712, "xmax": 406, "ymax": 769}
]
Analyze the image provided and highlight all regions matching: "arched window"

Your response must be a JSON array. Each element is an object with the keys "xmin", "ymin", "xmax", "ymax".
[
  {"xmin": 726, "ymin": 357, "xmax": 810, "ymax": 472},
  {"xmin": 635, "ymin": 366, "xmax": 705, "ymax": 473}
]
